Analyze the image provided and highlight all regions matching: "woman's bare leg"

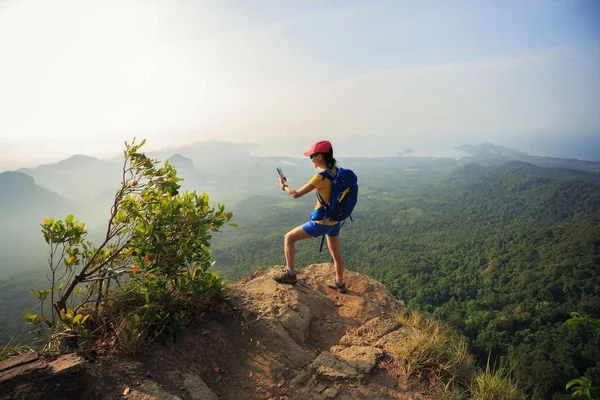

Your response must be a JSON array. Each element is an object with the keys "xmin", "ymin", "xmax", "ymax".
[
  {"xmin": 284, "ymin": 225, "xmax": 313, "ymax": 273},
  {"xmin": 326, "ymin": 235, "xmax": 344, "ymax": 282}
]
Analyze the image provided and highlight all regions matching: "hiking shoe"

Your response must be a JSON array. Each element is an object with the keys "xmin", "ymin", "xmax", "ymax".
[
  {"xmin": 273, "ymin": 269, "xmax": 297, "ymax": 285},
  {"xmin": 326, "ymin": 279, "xmax": 347, "ymax": 294}
]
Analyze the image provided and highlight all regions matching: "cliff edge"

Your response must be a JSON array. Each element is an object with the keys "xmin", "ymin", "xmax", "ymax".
[{"xmin": 2, "ymin": 264, "xmax": 443, "ymax": 399}]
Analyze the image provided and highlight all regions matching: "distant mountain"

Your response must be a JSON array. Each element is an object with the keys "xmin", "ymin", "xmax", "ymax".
[
  {"xmin": 165, "ymin": 153, "xmax": 208, "ymax": 192},
  {"xmin": 148, "ymin": 140, "xmax": 258, "ymax": 175},
  {"xmin": 456, "ymin": 143, "xmax": 528, "ymax": 157},
  {"xmin": 0, "ymin": 171, "xmax": 73, "ymax": 278},
  {"xmin": 456, "ymin": 143, "xmax": 600, "ymax": 172},
  {"xmin": 17, "ymin": 155, "xmax": 122, "ymax": 201},
  {"xmin": 500, "ymin": 132, "xmax": 600, "ymax": 161},
  {"xmin": 167, "ymin": 153, "xmax": 195, "ymax": 170},
  {"xmin": 452, "ymin": 160, "xmax": 600, "ymax": 184},
  {"xmin": 0, "ymin": 171, "xmax": 72, "ymax": 219}
]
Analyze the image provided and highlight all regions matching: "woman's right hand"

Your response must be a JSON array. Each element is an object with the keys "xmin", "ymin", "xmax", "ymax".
[{"xmin": 278, "ymin": 175, "xmax": 287, "ymax": 187}]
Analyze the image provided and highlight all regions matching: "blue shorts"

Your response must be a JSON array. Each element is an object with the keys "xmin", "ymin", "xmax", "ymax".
[{"xmin": 302, "ymin": 221, "xmax": 341, "ymax": 238}]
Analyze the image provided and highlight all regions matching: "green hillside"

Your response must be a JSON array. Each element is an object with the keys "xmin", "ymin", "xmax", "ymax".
[{"xmin": 211, "ymin": 161, "xmax": 600, "ymax": 399}]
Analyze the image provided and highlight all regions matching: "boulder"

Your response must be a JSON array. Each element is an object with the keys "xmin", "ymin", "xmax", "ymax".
[
  {"xmin": 355, "ymin": 317, "xmax": 401, "ymax": 341},
  {"xmin": 338, "ymin": 334, "xmax": 367, "ymax": 347},
  {"xmin": 308, "ymin": 352, "xmax": 361, "ymax": 381},
  {"xmin": 335, "ymin": 346, "xmax": 383, "ymax": 375},
  {"xmin": 376, "ymin": 326, "xmax": 420, "ymax": 351}
]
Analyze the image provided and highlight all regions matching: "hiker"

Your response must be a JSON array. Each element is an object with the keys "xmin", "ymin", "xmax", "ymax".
[{"xmin": 273, "ymin": 140, "xmax": 347, "ymax": 293}]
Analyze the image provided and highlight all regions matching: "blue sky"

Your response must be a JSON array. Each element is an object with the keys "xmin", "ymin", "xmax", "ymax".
[
  {"xmin": 224, "ymin": 0, "xmax": 600, "ymax": 69},
  {"xmin": 0, "ymin": 0, "xmax": 598, "ymax": 169}
]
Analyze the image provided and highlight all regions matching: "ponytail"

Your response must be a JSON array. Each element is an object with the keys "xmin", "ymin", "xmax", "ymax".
[{"xmin": 322, "ymin": 148, "xmax": 337, "ymax": 170}]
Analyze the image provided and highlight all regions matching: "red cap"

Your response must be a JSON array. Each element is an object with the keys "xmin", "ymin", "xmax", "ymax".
[{"xmin": 303, "ymin": 140, "xmax": 332, "ymax": 156}]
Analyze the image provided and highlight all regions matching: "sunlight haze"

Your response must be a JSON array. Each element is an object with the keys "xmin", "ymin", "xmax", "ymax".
[{"xmin": 1, "ymin": 0, "xmax": 599, "ymax": 171}]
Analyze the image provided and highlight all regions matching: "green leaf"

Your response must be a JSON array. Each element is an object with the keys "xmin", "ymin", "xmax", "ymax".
[
  {"xmin": 66, "ymin": 214, "xmax": 74, "ymax": 224},
  {"xmin": 24, "ymin": 312, "xmax": 39, "ymax": 323},
  {"xmin": 73, "ymin": 314, "xmax": 82, "ymax": 324}
]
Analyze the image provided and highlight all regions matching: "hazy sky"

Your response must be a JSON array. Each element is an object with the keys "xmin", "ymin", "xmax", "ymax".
[{"xmin": 1, "ymin": 0, "xmax": 599, "ymax": 170}]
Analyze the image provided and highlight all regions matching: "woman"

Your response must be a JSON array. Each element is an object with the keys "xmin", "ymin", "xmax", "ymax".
[{"xmin": 273, "ymin": 140, "xmax": 347, "ymax": 293}]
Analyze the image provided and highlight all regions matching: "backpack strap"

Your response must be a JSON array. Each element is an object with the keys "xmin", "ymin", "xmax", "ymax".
[
  {"xmin": 319, "ymin": 170, "xmax": 334, "ymax": 181},
  {"xmin": 318, "ymin": 220, "xmax": 342, "ymax": 253},
  {"xmin": 315, "ymin": 189, "xmax": 328, "ymax": 209},
  {"xmin": 316, "ymin": 169, "xmax": 337, "ymax": 253},
  {"xmin": 315, "ymin": 170, "xmax": 333, "ymax": 212},
  {"xmin": 319, "ymin": 234, "xmax": 326, "ymax": 252},
  {"xmin": 338, "ymin": 188, "xmax": 350, "ymax": 202}
]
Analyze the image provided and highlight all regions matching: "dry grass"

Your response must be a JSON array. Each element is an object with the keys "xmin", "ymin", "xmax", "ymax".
[
  {"xmin": 389, "ymin": 311, "xmax": 527, "ymax": 399},
  {"xmin": 390, "ymin": 312, "xmax": 474, "ymax": 387},
  {"xmin": 469, "ymin": 356, "xmax": 526, "ymax": 400}
]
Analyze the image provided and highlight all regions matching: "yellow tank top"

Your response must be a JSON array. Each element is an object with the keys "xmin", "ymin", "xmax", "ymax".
[{"xmin": 308, "ymin": 168, "xmax": 338, "ymax": 226}]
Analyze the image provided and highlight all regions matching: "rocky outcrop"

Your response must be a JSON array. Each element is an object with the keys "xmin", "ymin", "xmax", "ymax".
[
  {"xmin": 0, "ymin": 264, "xmax": 436, "ymax": 399},
  {"xmin": 286, "ymin": 314, "xmax": 425, "ymax": 399},
  {"xmin": 0, "ymin": 352, "xmax": 85, "ymax": 398}
]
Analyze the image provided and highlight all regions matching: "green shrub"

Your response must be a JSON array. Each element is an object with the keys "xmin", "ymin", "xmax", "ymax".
[{"xmin": 25, "ymin": 139, "xmax": 232, "ymax": 352}]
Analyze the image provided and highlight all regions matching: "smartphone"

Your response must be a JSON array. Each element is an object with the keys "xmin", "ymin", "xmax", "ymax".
[{"xmin": 276, "ymin": 167, "xmax": 285, "ymax": 179}]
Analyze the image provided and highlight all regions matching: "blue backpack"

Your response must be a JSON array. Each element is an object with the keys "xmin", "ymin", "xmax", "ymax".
[{"xmin": 311, "ymin": 167, "xmax": 358, "ymax": 251}]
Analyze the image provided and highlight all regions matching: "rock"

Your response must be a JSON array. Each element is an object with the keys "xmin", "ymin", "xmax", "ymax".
[
  {"xmin": 338, "ymin": 335, "xmax": 366, "ymax": 347},
  {"xmin": 308, "ymin": 352, "xmax": 360, "ymax": 381},
  {"xmin": 48, "ymin": 353, "xmax": 85, "ymax": 376},
  {"xmin": 270, "ymin": 360, "xmax": 287, "ymax": 377},
  {"xmin": 329, "ymin": 345, "xmax": 345, "ymax": 354},
  {"xmin": 323, "ymin": 388, "xmax": 339, "ymax": 399},
  {"xmin": 182, "ymin": 373, "xmax": 219, "ymax": 400},
  {"xmin": 0, "ymin": 352, "xmax": 39, "ymax": 372},
  {"xmin": 336, "ymin": 346, "xmax": 383, "ymax": 375},
  {"xmin": 314, "ymin": 381, "xmax": 328, "ymax": 392},
  {"xmin": 375, "ymin": 326, "xmax": 420, "ymax": 351},
  {"xmin": 0, "ymin": 356, "xmax": 47, "ymax": 386},
  {"xmin": 355, "ymin": 317, "xmax": 401, "ymax": 341},
  {"xmin": 289, "ymin": 370, "xmax": 310, "ymax": 389}
]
